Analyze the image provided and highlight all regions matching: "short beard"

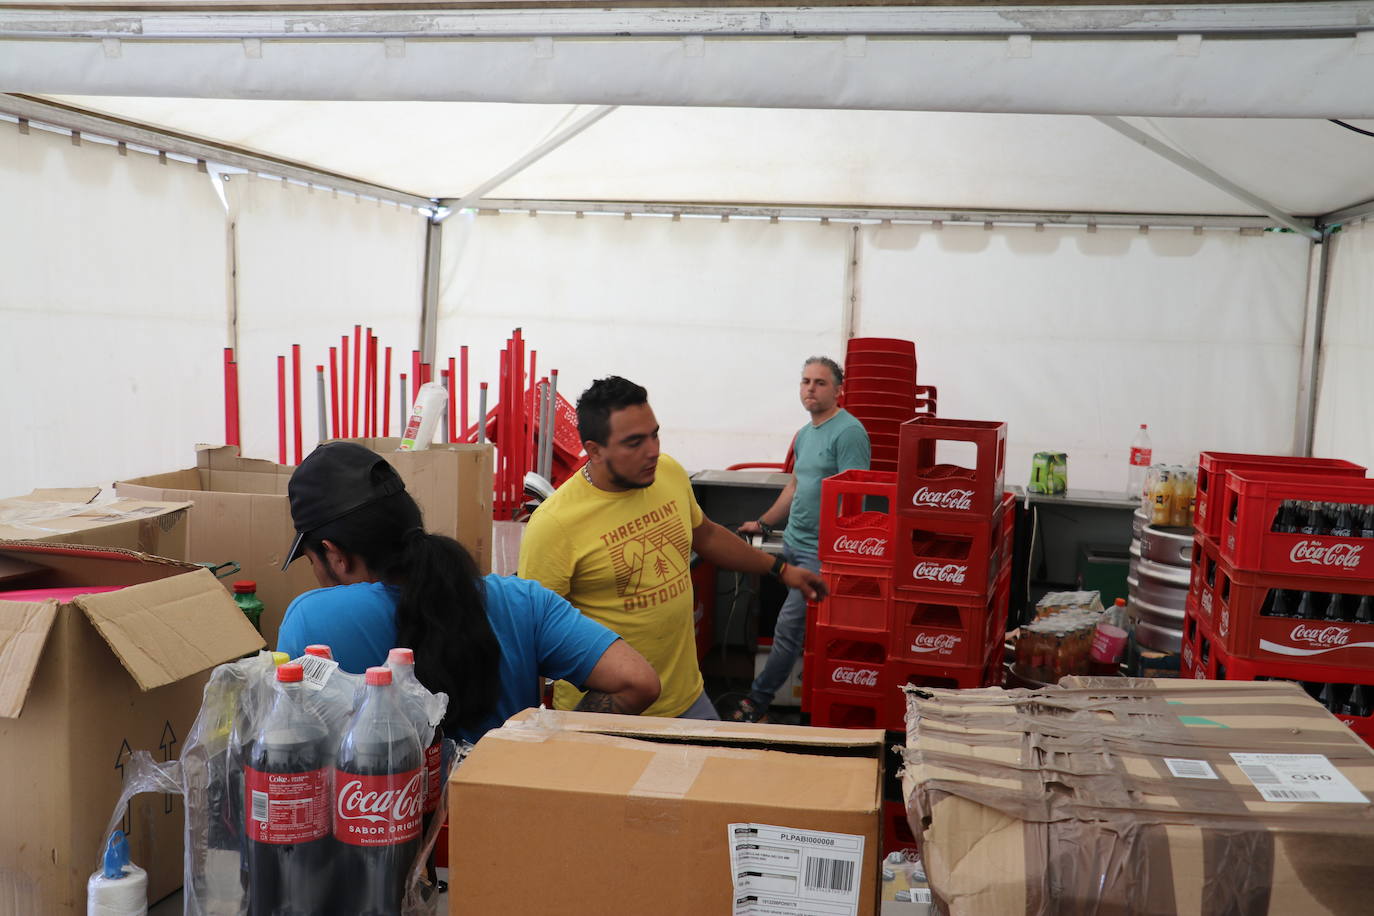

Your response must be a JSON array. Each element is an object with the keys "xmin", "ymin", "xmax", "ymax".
[{"xmin": 606, "ymin": 465, "xmax": 653, "ymax": 490}]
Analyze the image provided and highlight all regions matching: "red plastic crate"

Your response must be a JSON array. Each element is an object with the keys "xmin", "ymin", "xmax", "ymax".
[
  {"xmin": 1195, "ymin": 451, "xmax": 1365, "ymax": 539},
  {"xmin": 890, "ymin": 565, "xmax": 1011, "ymax": 666},
  {"xmin": 892, "ymin": 493, "xmax": 1013, "ymax": 597},
  {"xmin": 1190, "ymin": 534, "xmax": 1374, "ymax": 669},
  {"xmin": 819, "ymin": 470, "xmax": 897, "ymax": 569},
  {"xmin": 808, "ymin": 628, "xmax": 889, "ymax": 696},
  {"xmin": 815, "ymin": 566, "xmax": 892, "ymax": 633},
  {"xmin": 897, "ymin": 417, "xmax": 1007, "ymax": 519},
  {"xmin": 882, "ymin": 799, "xmax": 919, "ymax": 858},
  {"xmin": 809, "ymin": 687, "xmax": 887, "ymax": 729},
  {"xmin": 1218, "ymin": 469, "xmax": 1374, "ymax": 581}
]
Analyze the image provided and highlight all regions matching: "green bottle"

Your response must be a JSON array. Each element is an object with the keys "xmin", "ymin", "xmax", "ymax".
[{"xmin": 232, "ymin": 580, "xmax": 265, "ymax": 633}]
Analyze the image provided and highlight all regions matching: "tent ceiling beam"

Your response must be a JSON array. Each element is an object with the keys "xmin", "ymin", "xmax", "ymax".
[
  {"xmin": 436, "ymin": 105, "xmax": 618, "ymax": 223},
  {"xmin": 1317, "ymin": 196, "xmax": 1374, "ymax": 227},
  {"xmin": 2, "ymin": 4, "xmax": 1369, "ymax": 40},
  {"xmin": 465, "ymin": 199, "xmax": 1283, "ymax": 231},
  {"xmin": 0, "ymin": 93, "xmax": 434, "ymax": 210},
  {"xmin": 1094, "ymin": 116, "xmax": 1319, "ymax": 239}
]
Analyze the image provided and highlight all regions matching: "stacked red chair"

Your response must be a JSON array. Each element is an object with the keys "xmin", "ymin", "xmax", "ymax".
[
  {"xmin": 1181, "ymin": 451, "xmax": 1374, "ymax": 748},
  {"xmin": 842, "ymin": 337, "xmax": 936, "ymax": 473}
]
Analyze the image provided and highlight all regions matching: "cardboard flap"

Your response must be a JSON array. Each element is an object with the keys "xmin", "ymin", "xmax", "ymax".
[
  {"xmin": 0, "ymin": 599, "xmax": 60, "ymax": 718},
  {"xmin": 505, "ymin": 707, "xmax": 885, "ymax": 751},
  {"xmin": 75, "ymin": 567, "xmax": 265, "ymax": 690},
  {"xmin": 23, "ymin": 488, "xmax": 101, "ymax": 504}
]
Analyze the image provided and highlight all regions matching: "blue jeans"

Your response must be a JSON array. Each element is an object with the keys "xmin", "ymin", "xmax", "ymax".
[{"xmin": 749, "ymin": 545, "xmax": 820, "ymax": 709}]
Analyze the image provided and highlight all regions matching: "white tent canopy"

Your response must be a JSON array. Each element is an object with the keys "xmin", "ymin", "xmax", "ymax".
[{"xmin": 2, "ymin": 1, "xmax": 1373, "ymax": 496}]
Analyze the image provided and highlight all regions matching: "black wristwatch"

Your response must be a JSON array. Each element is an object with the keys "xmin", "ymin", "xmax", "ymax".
[
  {"xmin": 757, "ymin": 519, "xmax": 774, "ymax": 538},
  {"xmin": 770, "ymin": 555, "xmax": 787, "ymax": 578}
]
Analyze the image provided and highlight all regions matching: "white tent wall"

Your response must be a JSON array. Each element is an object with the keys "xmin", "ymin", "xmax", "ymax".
[
  {"xmin": 856, "ymin": 224, "xmax": 1313, "ymax": 492},
  {"xmin": 223, "ymin": 174, "xmax": 428, "ymax": 463},
  {"xmin": 0, "ymin": 123, "xmax": 226, "ymax": 496},
  {"xmin": 436, "ymin": 211, "xmax": 850, "ymax": 473},
  {"xmin": 1313, "ymin": 221, "xmax": 1374, "ymax": 470}
]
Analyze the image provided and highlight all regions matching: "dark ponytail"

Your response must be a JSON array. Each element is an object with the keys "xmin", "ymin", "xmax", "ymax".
[{"xmin": 302, "ymin": 491, "xmax": 500, "ymax": 735}]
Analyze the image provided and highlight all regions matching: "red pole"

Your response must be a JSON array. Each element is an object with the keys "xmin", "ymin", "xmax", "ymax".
[
  {"xmin": 328, "ymin": 346, "xmax": 340, "ymax": 439},
  {"xmin": 291, "ymin": 344, "xmax": 303, "ymax": 465},
  {"xmin": 412, "ymin": 350, "xmax": 421, "ymax": 401},
  {"xmin": 399, "ymin": 373, "xmax": 408, "ymax": 432},
  {"xmin": 352, "ymin": 325, "xmax": 362, "ymax": 438},
  {"xmin": 223, "ymin": 348, "xmax": 237, "ymax": 447},
  {"xmin": 276, "ymin": 356, "xmax": 287, "ymax": 465},
  {"xmin": 513, "ymin": 329, "xmax": 526, "ymax": 487},
  {"xmin": 228, "ymin": 359, "xmax": 240, "ymax": 449},
  {"xmin": 383, "ymin": 347, "xmax": 393, "ymax": 437},
  {"xmin": 362, "ymin": 328, "xmax": 372, "ymax": 438},
  {"xmin": 498, "ymin": 346, "xmax": 511, "ymax": 514},
  {"xmin": 340, "ymin": 335, "xmax": 350, "ymax": 440},
  {"xmin": 447, "ymin": 357, "xmax": 457, "ymax": 443},
  {"xmin": 459, "ymin": 345, "xmax": 469, "ymax": 442},
  {"xmin": 441, "ymin": 369, "xmax": 452, "ymax": 443},
  {"xmin": 370, "ymin": 334, "xmax": 379, "ymax": 439},
  {"xmin": 527, "ymin": 348, "xmax": 538, "ymax": 481}
]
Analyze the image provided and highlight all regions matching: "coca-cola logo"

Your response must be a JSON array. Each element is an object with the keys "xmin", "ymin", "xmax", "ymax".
[
  {"xmin": 1200, "ymin": 590, "xmax": 1213, "ymax": 615},
  {"xmin": 1181, "ymin": 643, "xmax": 1194, "ymax": 669},
  {"xmin": 909, "ymin": 632, "xmax": 961, "ymax": 654},
  {"xmin": 910, "ymin": 486, "xmax": 974, "ymax": 512},
  {"xmin": 1219, "ymin": 608, "xmax": 1230, "ymax": 639},
  {"xmin": 1289, "ymin": 540, "xmax": 1364, "ymax": 570},
  {"xmin": 913, "ymin": 562, "xmax": 968, "ymax": 584},
  {"xmin": 336, "ymin": 772, "xmax": 424, "ymax": 825},
  {"xmin": 830, "ymin": 666, "xmax": 879, "ymax": 687},
  {"xmin": 831, "ymin": 535, "xmax": 887, "ymax": 557},
  {"xmin": 1289, "ymin": 624, "xmax": 1351, "ymax": 648}
]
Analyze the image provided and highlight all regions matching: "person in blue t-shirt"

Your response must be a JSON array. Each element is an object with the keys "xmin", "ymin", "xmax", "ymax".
[{"xmin": 277, "ymin": 441, "xmax": 660, "ymax": 744}]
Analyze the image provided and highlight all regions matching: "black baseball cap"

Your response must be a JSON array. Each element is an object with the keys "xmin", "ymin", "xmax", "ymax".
[{"xmin": 282, "ymin": 442, "xmax": 406, "ymax": 570}]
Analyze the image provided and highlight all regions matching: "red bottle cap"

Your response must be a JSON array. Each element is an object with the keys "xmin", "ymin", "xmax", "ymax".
[
  {"xmin": 388, "ymin": 648, "xmax": 415, "ymax": 666},
  {"xmin": 1115, "ymin": 598, "xmax": 1126, "ymax": 606},
  {"xmin": 277, "ymin": 663, "xmax": 304, "ymax": 683},
  {"xmin": 366, "ymin": 666, "xmax": 392, "ymax": 686},
  {"xmin": 233, "ymin": 580, "xmax": 257, "ymax": 594},
  {"xmin": 304, "ymin": 645, "xmax": 333, "ymax": 659}
]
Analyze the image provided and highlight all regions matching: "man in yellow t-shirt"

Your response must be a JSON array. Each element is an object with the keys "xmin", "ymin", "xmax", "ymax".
[{"xmin": 519, "ymin": 376, "xmax": 828, "ymax": 719}]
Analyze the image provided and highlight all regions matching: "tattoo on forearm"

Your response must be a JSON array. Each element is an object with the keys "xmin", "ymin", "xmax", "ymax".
[{"xmin": 573, "ymin": 690, "xmax": 623, "ymax": 714}]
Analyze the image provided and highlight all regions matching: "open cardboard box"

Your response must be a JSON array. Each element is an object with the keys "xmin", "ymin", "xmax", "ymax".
[
  {"xmin": 0, "ymin": 488, "xmax": 190, "ymax": 559},
  {"xmin": 0, "ymin": 541, "xmax": 265, "ymax": 914},
  {"xmin": 902, "ymin": 678, "xmax": 1374, "ymax": 915},
  {"xmin": 449, "ymin": 709, "xmax": 885, "ymax": 915}
]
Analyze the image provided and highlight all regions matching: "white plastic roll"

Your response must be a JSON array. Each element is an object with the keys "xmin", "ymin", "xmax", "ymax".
[
  {"xmin": 87, "ymin": 863, "xmax": 148, "ymax": 916},
  {"xmin": 399, "ymin": 381, "xmax": 449, "ymax": 452}
]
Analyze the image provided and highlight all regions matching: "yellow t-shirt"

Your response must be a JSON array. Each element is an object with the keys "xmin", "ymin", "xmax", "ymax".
[{"xmin": 517, "ymin": 454, "xmax": 705, "ymax": 717}]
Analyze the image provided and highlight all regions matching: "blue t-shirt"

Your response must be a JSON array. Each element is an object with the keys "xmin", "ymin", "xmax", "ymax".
[
  {"xmin": 786, "ymin": 409, "xmax": 871, "ymax": 555},
  {"xmin": 277, "ymin": 575, "xmax": 619, "ymax": 743}
]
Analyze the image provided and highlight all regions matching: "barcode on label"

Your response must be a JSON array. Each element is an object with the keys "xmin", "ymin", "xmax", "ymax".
[
  {"xmin": 1262, "ymin": 788, "xmax": 1320, "ymax": 801},
  {"xmin": 298, "ymin": 655, "xmax": 336, "ymax": 690},
  {"xmin": 251, "ymin": 790, "xmax": 268, "ymax": 822},
  {"xmin": 1164, "ymin": 758, "xmax": 1217, "ymax": 779},
  {"xmin": 1239, "ymin": 764, "xmax": 1281, "ymax": 785},
  {"xmin": 803, "ymin": 857, "xmax": 854, "ymax": 894},
  {"xmin": 912, "ymin": 888, "xmax": 933, "ymax": 904}
]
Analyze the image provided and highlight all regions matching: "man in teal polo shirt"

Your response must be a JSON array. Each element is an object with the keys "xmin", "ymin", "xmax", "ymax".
[{"xmin": 729, "ymin": 356, "xmax": 871, "ymax": 721}]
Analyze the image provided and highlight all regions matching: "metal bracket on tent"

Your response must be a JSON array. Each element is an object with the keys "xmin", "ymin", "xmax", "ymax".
[{"xmin": 1093, "ymin": 116, "xmax": 1319, "ymax": 240}]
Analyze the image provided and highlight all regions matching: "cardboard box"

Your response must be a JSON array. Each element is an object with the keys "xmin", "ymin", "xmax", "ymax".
[
  {"xmin": 0, "ymin": 488, "xmax": 190, "ymax": 559},
  {"xmin": 334, "ymin": 439, "xmax": 493, "ymax": 573},
  {"xmin": 901, "ymin": 679, "xmax": 1374, "ymax": 916},
  {"xmin": 117, "ymin": 443, "xmax": 494, "ymax": 644},
  {"xmin": 0, "ymin": 541, "xmax": 265, "ymax": 914},
  {"xmin": 449, "ymin": 709, "xmax": 884, "ymax": 915}
]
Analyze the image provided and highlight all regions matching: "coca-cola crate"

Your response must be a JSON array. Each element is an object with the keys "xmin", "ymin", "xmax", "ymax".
[
  {"xmin": 1190, "ymin": 533, "xmax": 1374, "ymax": 669},
  {"xmin": 1218, "ymin": 469, "xmax": 1374, "ymax": 580},
  {"xmin": 883, "ymin": 642, "xmax": 1002, "ymax": 730},
  {"xmin": 1195, "ymin": 451, "xmax": 1365, "ymax": 539},
  {"xmin": 892, "ymin": 493, "xmax": 1013, "ymax": 597},
  {"xmin": 809, "ymin": 687, "xmax": 887, "ymax": 729},
  {"xmin": 808, "ymin": 627, "xmax": 889, "ymax": 696},
  {"xmin": 819, "ymin": 469, "xmax": 897, "ymax": 569},
  {"xmin": 891, "ymin": 565, "xmax": 1011, "ymax": 666},
  {"xmin": 815, "ymin": 566, "xmax": 893, "ymax": 634},
  {"xmin": 882, "ymin": 799, "xmax": 919, "ymax": 858},
  {"xmin": 897, "ymin": 417, "xmax": 1007, "ymax": 519}
]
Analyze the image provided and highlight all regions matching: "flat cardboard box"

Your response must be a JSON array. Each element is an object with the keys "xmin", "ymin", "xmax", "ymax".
[
  {"xmin": 0, "ymin": 488, "xmax": 190, "ymax": 559},
  {"xmin": 449, "ymin": 709, "xmax": 884, "ymax": 915},
  {"xmin": 333, "ymin": 438, "xmax": 493, "ymax": 574},
  {"xmin": 0, "ymin": 541, "xmax": 265, "ymax": 914},
  {"xmin": 901, "ymin": 679, "xmax": 1374, "ymax": 916},
  {"xmin": 117, "ymin": 443, "xmax": 494, "ymax": 644}
]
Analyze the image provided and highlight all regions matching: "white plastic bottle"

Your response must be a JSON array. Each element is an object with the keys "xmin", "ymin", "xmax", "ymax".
[
  {"xmin": 399, "ymin": 382, "xmax": 449, "ymax": 451},
  {"xmin": 1127, "ymin": 424, "xmax": 1153, "ymax": 500}
]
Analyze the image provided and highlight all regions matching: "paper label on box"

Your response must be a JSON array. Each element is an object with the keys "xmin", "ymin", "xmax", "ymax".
[
  {"xmin": 1230, "ymin": 753, "xmax": 1369, "ymax": 803},
  {"xmin": 1164, "ymin": 758, "xmax": 1218, "ymax": 780},
  {"xmin": 910, "ymin": 888, "xmax": 933, "ymax": 903},
  {"xmin": 728, "ymin": 823, "xmax": 863, "ymax": 916},
  {"xmin": 297, "ymin": 655, "xmax": 337, "ymax": 691}
]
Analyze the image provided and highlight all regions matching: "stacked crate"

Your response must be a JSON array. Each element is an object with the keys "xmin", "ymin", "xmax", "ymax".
[
  {"xmin": 1181, "ymin": 452, "xmax": 1374, "ymax": 747},
  {"xmin": 802, "ymin": 419, "xmax": 1012, "ymax": 855}
]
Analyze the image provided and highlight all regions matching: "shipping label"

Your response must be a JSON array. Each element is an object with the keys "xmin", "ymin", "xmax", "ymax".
[
  {"xmin": 728, "ymin": 823, "xmax": 864, "ymax": 916},
  {"xmin": 334, "ymin": 767, "xmax": 424, "ymax": 846},
  {"xmin": 244, "ymin": 765, "xmax": 330, "ymax": 844},
  {"xmin": 1230, "ymin": 753, "xmax": 1369, "ymax": 804}
]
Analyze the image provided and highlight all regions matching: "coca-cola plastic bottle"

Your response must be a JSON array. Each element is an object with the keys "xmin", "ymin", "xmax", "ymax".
[
  {"xmin": 244, "ymin": 662, "xmax": 333, "ymax": 915},
  {"xmin": 333, "ymin": 666, "xmax": 423, "ymax": 915},
  {"xmin": 1127, "ymin": 424, "xmax": 1152, "ymax": 500},
  {"xmin": 387, "ymin": 648, "xmax": 445, "ymax": 888}
]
